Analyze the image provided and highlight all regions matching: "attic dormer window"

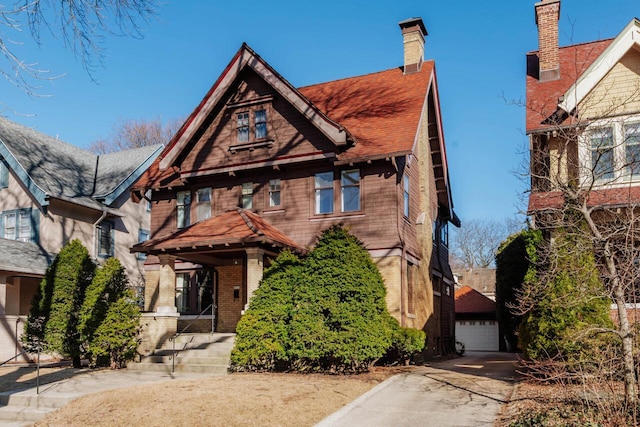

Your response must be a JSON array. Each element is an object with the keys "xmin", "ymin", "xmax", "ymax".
[{"xmin": 227, "ymin": 96, "xmax": 274, "ymax": 153}]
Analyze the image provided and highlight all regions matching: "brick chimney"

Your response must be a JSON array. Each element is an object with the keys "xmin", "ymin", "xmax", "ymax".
[
  {"xmin": 535, "ymin": 0, "xmax": 561, "ymax": 81},
  {"xmin": 399, "ymin": 18, "xmax": 427, "ymax": 74}
]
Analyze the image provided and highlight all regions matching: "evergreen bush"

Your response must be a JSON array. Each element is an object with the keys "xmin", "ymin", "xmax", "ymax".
[
  {"xmin": 230, "ymin": 250, "xmax": 301, "ymax": 371},
  {"xmin": 519, "ymin": 228, "xmax": 612, "ymax": 361},
  {"xmin": 288, "ymin": 226, "xmax": 392, "ymax": 372},
  {"xmin": 381, "ymin": 316, "xmax": 426, "ymax": 366},
  {"xmin": 87, "ymin": 289, "xmax": 141, "ymax": 369},
  {"xmin": 232, "ymin": 226, "xmax": 397, "ymax": 373},
  {"xmin": 24, "ymin": 239, "xmax": 95, "ymax": 367}
]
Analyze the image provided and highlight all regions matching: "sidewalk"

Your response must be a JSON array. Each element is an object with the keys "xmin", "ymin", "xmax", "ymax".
[{"xmin": 315, "ymin": 352, "xmax": 519, "ymax": 427}]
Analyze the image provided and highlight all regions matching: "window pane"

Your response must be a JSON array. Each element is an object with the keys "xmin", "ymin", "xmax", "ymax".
[
  {"xmin": 98, "ymin": 222, "xmax": 113, "ymax": 257},
  {"xmin": 196, "ymin": 188, "xmax": 211, "ymax": 221},
  {"xmin": 268, "ymin": 179, "xmax": 281, "ymax": 207},
  {"xmin": 237, "ymin": 112, "xmax": 249, "ymax": 142},
  {"xmin": 341, "ymin": 170, "xmax": 360, "ymax": 212},
  {"xmin": 255, "ymin": 110, "xmax": 267, "ymax": 139},
  {"xmin": 315, "ymin": 172, "xmax": 333, "ymax": 214},
  {"xmin": 18, "ymin": 211, "xmax": 30, "ymax": 242},
  {"xmin": 591, "ymin": 127, "xmax": 614, "ymax": 180},
  {"xmin": 241, "ymin": 183, "xmax": 253, "ymax": 209},
  {"xmin": 176, "ymin": 273, "xmax": 190, "ymax": 313},
  {"xmin": 4, "ymin": 213, "xmax": 15, "ymax": 240},
  {"xmin": 342, "ymin": 187, "xmax": 360, "ymax": 211},
  {"xmin": 177, "ymin": 191, "xmax": 191, "ymax": 228},
  {"xmin": 626, "ymin": 123, "xmax": 640, "ymax": 177}
]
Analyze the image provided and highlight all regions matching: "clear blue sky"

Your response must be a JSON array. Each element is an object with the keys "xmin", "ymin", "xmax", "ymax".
[{"xmin": 2, "ymin": 0, "xmax": 638, "ymax": 224}]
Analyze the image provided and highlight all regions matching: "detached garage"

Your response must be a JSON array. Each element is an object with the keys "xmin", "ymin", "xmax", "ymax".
[{"xmin": 455, "ymin": 286, "xmax": 498, "ymax": 352}]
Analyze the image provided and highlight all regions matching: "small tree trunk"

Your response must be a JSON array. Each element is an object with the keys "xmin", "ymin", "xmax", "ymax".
[{"xmin": 72, "ymin": 355, "xmax": 82, "ymax": 368}]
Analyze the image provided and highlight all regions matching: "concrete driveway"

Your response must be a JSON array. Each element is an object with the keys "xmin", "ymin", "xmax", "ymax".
[{"xmin": 316, "ymin": 352, "xmax": 520, "ymax": 427}]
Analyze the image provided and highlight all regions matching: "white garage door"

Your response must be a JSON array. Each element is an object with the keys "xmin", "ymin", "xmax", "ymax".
[{"xmin": 456, "ymin": 320, "xmax": 499, "ymax": 351}]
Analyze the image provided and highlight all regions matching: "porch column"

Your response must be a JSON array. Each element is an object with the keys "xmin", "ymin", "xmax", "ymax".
[
  {"xmin": 244, "ymin": 248, "xmax": 264, "ymax": 310},
  {"xmin": 157, "ymin": 254, "xmax": 178, "ymax": 314},
  {"xmin": 139, "ymin": 254, "xmax": 178, "ymax": 354}
]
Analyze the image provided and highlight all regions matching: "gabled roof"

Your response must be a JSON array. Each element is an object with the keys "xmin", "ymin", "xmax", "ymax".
[
  {"xmin": 455, "ymin": 285, "xmax": 496, "ymax": 314},
  {"xmin": 0, "ymin": 117, "xmax": 163, "ymax": 211},
  {"xmin": 0, "ymin": 238, "xmax": 53, "ymax": 276},
  {"xmin": 526, "ymin": 39, "xmax": 612, "ymax": 133},
  {"xmin": 131, "ymin": 209, "xmax": 301, "ymax": 254},
  {"xmin": 559, "ymin": 18, "xmax": 640, "ymax": 116},
  {"xmin": 158, "ymin": 43, "xmax": 352, "ymax": 171}
]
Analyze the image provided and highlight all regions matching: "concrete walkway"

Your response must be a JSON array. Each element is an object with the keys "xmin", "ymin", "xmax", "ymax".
[{"xmin": 316, "ymin": 352, "xmax": 520, "ymax": 427}]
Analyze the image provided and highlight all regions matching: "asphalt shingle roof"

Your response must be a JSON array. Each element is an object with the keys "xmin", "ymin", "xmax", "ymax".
[
  {"xmin": 455, "ymin": 285, "xmax": 496, "ymax": 314},
  {"xmin": 0, "ymin": 238, "xmax": 53, "ymax": 275},
  {"xmin": 0, "ymin": 116, "xmax": 162, "ymax": 207}
]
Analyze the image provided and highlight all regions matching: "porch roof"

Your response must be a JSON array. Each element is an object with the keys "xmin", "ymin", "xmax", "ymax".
[{"xmin": 131, "ymin": 209, "xmax": 302, "ymax": 254}]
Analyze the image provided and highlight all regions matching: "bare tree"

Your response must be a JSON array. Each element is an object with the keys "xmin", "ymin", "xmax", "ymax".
[
  {"xmin": 0, "ymin": 0, "xmax": 158, "ymax": 99},
  {"xmin": 88, "ymin": 117, "xmax": 181, "ymax": 153},
  {"xmin": 450, "ymin": 218, "xmax": 522, "ymax": 269}
]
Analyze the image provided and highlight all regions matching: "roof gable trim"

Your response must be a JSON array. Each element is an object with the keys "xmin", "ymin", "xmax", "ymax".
[
  {"xmin": 0, "ymin": 139, "xmax": 47, "ymax": 207},
  {"xmin": 559, "ymin": 18, "xmax": 640, "ymax": 115}
]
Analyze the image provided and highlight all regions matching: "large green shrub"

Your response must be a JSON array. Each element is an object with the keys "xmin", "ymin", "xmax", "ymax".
[
  {"xmin": 232, "ymin": 226, "xmax": 399, "ymax": 373},
  {"xmin": 230, "ymin": 250, "xmax": 302, "ymax": 371},
  {"xmin": 495, "ymin": 228, "xmax": 542, "ymax": 352},
  {"xmin": 24, "ymin": 239, "xmax": 95, "ymax": 367},
  {"xmin": 87, "ymin": 289, "xmax": 141, "ymax": 369},
  {"xmin": 288, "ymin": 226, "xmax": 392, "ymax": 372},
  {"xmin": 519, "ymin": 228, "xmax": 612, "ymax": 361},
  {"xmin": 79, "ymin": 257, "xmax": 128, "ymax": 348}
]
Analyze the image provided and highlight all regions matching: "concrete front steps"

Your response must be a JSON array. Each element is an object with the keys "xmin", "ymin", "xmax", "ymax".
[
  {"xmin": 127, "ymin": 333, "xmax": 235, "ymax": 374},
  {"xmin": 0, "ymin": 390, "xmax": 82, "ymax": 425}
]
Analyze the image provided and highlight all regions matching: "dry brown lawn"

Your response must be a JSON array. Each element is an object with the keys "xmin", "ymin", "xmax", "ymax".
[{"xmin": 1, "ymin": 366, "xmax": 410, "ymax": 427}]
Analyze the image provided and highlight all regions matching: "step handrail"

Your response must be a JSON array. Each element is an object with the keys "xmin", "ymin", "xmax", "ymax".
[{"xmin": 169, "ymin": 303, "xmax": 215, "ymax": 373}]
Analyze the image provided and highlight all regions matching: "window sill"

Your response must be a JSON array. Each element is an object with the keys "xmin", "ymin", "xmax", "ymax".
[
  {"xmin": 309, "ymin": 212, "xmax": 365, "ymax": 221},
  {"xmin": 263, "ymin": 208, "xmax": 285, "ymax": 214},
  {"xmin": 229, "ymin": 139, "xmax": 274, "ymax": 153}
]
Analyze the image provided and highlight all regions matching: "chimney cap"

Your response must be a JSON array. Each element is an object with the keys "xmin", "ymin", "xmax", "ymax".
[
  {"xmin": 398, "ymin": 17, "xmax": 428, "ymax": 36},
  {"xmin": 534, "ymin": 0, "xmax": 560, "ymax": 25}
]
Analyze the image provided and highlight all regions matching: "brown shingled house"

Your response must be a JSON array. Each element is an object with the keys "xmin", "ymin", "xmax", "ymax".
[{"xmin": 131, "ymin": 18, "xmax": 459, "ymax": 358}]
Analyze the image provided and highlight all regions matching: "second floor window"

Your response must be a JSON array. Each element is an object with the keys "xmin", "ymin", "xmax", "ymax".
[
  {"xmin": 97, "ymin": 221, "xmax": 114, "ymax": 258},
  {"xmin": 242, "ymin": 182, "xmax": 253, "ymax": 209},
  {"xmin": 269, "ymin": 179, "xmax": 281, "ymax": 207},
  {"xmin": 341, "ymin": 170, "xmax": 360, "ymax": 212},
  {"xmin": 196, "ymin": 188, "xmax": 212, "ymax": 222},
  {"xmin": 3, "ymin": 210, "xmax": 33, "ymax": 242},
  {"xmin": 590, "ymin": 127, "xmax": 614, "ymax": 181},
  {"xmin": 177, "ymin": 191, "xmax": 191, "ymax": 229},
  {"xmin": 315, "ymin": 172, "xmax": 334, "ymax": 214}
]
